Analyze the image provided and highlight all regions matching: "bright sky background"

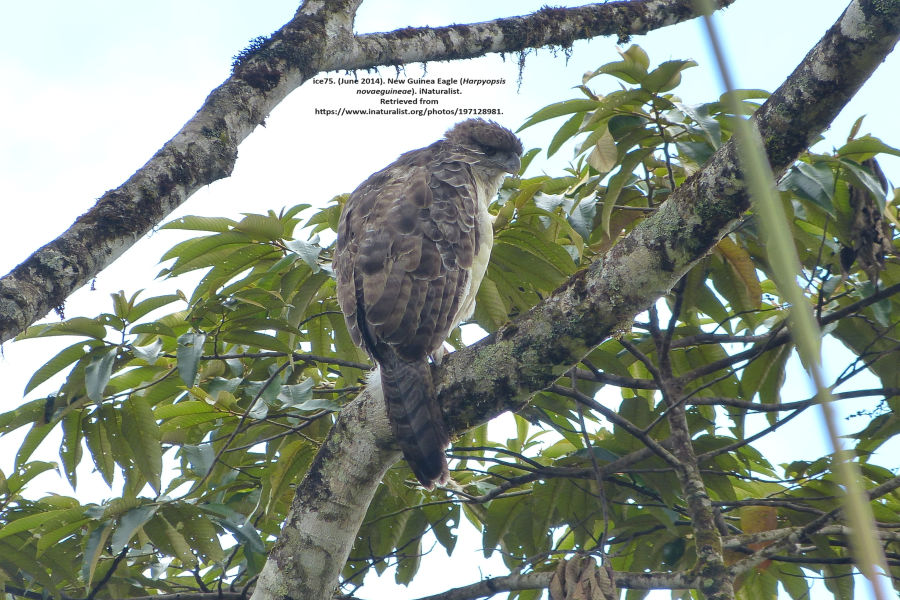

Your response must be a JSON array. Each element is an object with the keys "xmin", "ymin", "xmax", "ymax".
[{"xmin": 1, "ymin": 1, "xmax": 898, "ymax": 599}]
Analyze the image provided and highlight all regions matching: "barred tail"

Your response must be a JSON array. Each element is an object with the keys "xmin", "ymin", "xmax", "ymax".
[{"xmin": 377, "ymin": 348, "xmax": 449, "ymax": 488}]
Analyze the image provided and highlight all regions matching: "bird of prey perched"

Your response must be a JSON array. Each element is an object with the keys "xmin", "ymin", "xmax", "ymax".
[{"xmin": 333, "ymin": 119, "xmax": 523, "ymax": 487}]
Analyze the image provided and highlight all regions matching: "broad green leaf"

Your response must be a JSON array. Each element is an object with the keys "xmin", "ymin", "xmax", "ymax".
[
  {"xmin": 474, "ymin": 277, "xmax": 509, "ymax": 331},
  {"xmin": 4, "ymin": 461, "xmax": 57, "ymax": 496},
  {"xmin": 263, "ymin": 438, "xmax": 314, "ymax": 515},
  {"xmin": 84, "ymin": 346, "xmax": 118, "ymax": 401},
  {"xmin": 674, "ymin": 101, "xmax": 721, "ymax": 148},
  {"xmin": 234, "ymin": 212, "xmax": 285, "ymax": 240},
  {"xmin": 16, "ymin": 317, "xmax": 107, "ymax": 340},
  {"xmin": 176, "ymin": 332, "xmax": 206, "ymax": 386},
  {"xmin": 779, "ymin": 161, "xmax": 835, "ymax": 214},
  {"xmin": 837, "ymin": 134, "xmax": 900, "ymax": 161},
  {"xmin": 16, "ymin": 422, "xmax": 56, "ymax": 469},
  {"xmin": 0, "ymin": 507, "xmax": 87, "ymax": 541},
  {"xmin": 161, "ymin": 231, "xmax": 254, "ymax": 271},
  {"xmin": 547, "ymin": 112, "xmax": 584, "ymax": 157},
  {"xmin": 130, "ymin": 321, "xmax": 177, "ymax": 338},
  {"xmin": 591, "ymin": 44, "xmax": 649, "ymax": 84},
  {"xmin": 716, "ymin": 237, "xmax": 762, "ymax": 310},
  {"xmin": 24, "ymin": 340, "xmax": 103, "ymax": 395},
  {"xmin": 121, "ymin": 397, "xmax": 163, "ymax": 494},
  {"xmin": 518, "ymin": 147, "xmax": 540, "ymax": 174},
  {"xmin": 36, "ymin": 515, "xmax": 92, "ymax": 556},
  {"xmin": 128, "ymin": 293, "xmax": 183, "ymax": 322},
  {"xmin": 840, "ymin": 158, "xmax": 887, "ymax": 210},
  {"xmin": 82, "ymin": 522, "xmax": 113, "ymax": 586},
  {"xmin": 170, "ymin": 506, "xmax": 225, "ymax": 562},
  {"xmin": 132, "ymin": 338, "xmax": 164, "ymax": 365},
  {"xmin": 154, "ymin": 401, "xmax": 218, "ymax": 420},
  {"xmin": 518, "ymin": 99, "xmax": 600, "ymax": 131},
  {"xmin": 189, "ymin": 244, "xmax": 278, "ymax": 301},
  {"xmin": 182, "ymin": 443, "xmax": 215, "ymax": 477},
  {"xmin": 587, "ymin": 127, "xmax": 617, "ymax": 173},
  {"xmin": 83, "ymin": 409, "xmax": 116, "ymax": 486},
  {"xmin": 110, "ymin": 504, "xmax": 159, "ymax": 553},
  {"xmin": 284, "ymin": 237, "xmax": 322, "ymax": 271},
  {"xmin": 277, "ymin": 379, "xmax": 315, "ymax": 408},
  {"xmin": 60, "ymin": 410, "xmax": 83, "ymax": 487},
  {"xmin": 202, "ymin": 504, "xmax": 266, "ymax": 555},
  {"xmin": 219, "ymin": 329, "xmax": 290, "ymax": 353},
  {"xmin": 602, "ymin": 148, "xmax": 654, "ymax": 234},
  {"xmin": 153, "ymin": 514, "xmax": 197, "ymax": 567},
  {"xmin": 161, "ymin": 215, "xmax": 237, "ymax": 232},
  {"xmin": 641, "ymin": 59, "xmax": 696, "ymax": 93}
]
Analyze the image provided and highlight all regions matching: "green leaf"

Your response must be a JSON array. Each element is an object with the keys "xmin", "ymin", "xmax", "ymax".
[
  {"xmin": 132, "ymin": 338, "xmax": 164, "ymax": 365},
  {"xmin": 110, "ymin": 504, "xmax": 159, "ymax": 553},
  {"xmin": 36, "ymin": 515, "xmax": 92, "ymax": 556},
  {"xmin": 602, "ymin": 148, "xmax": 654, "ymax": 234},
  {"xmin": 60, "ymin": 410, "xmax": 83, "ymax": 487},
  {"xmin": 591, "ymin": 44, "xmax": 650, "ymax": 84},
  {"xmin": 284, "ymin": 237, "xmax": 322, "ymax": 272},
  {"xmin": 82, "ymin": 522, "xmax": 113, "ymax": 586},
  {"xmin": 161, "ymin": 230, "xmax": 254, "ymax": 272},
  {"xmin": 121, "ymin": 397, "xmax": 163, "ymax": 494},
  {"xmin": 202, "ymin": 504, "xmax": 266, "ymax": 555},
  {"xmin": 547, "ymin": 112, "xmax": 584, "ymax": 157},
  {"xmin": 84, "ymin": 346, "xmax": 118, "ymax": 401},
  {"xmin": 83, "ymin": 409, "xmax": 116, "ymax": 486},
  {"xmin": 16, "ymin": 422, "xmax": 56, "ymax": 469},
  {"xmin": 716, "ymin": 237, "xmax": 762, "ymax": 310},
  {"xmin": 128, "ymin": 294, "xmax": 183, "ymax": 322},
  {"xmin": 24, "ymin": 340, "xmax": 102, "ymax": 395},
  {"xmin": 674, "ymin": 102, "xmax": 721, "ymax": 148},
  {"xmin": 676, "ymin": 140, "xmax": 715, "ymax": 166},
  {"xmin": 586, "ymin": 127, "xmax": 617, "ymax": 173},
  {"xmin": 16, "ymin": 317, "xmax": 107, "ymax": 340},
  {"xmin": 0, "ymin": 506, "xmax": 86, "ymax": 541},
  {"xmin": 641, "ymin": 59, "xmax": 696, "ymax": 93},
  {"xmin": 277, "ymin": 379, "xmax": 315, "ymax": 408},
  {"xmin": 161, "ymin": 215, "xmax": 237, "ymax": 232},
  {"xmin": 779, "ymin": 161, "xmax": 835, "ymax": 215},
  {"xmin": 176, "ymin": 332, "xmax": 206, "ymax": 386},
  {"xmin": 519, "ymin": 99, "xmax": 600, "ymax": 131},
  {"xmin": 182, "ymin": 443, "xmax": 215, "ymax": 477},
  {"xmin": 189, "ymin": 244, "xmax": 278, "ymax": 301},
  {"xmin": 840, "ymin": 158, "xmax": 887, "ymax": 210},
  {"xmin": 474, "ymin": 277, "xmax": 509, "ymax": 331},
  {"xmin": 519, "ymin": 147, "xmax": 540, "ymax": 174},
  {"xmin": 837, "ymin": 134, "xmax": 900, "ymax": 161},
  {"xmin": 233, "ymin": 213, "xmax": 284, "ymax": 241},
  {"xmin": 130, "ymin": 321, "xmax": 177, "ymax": 338},
  {"xmin": 219, "ymin": 329, "xmax": 290, "ymax": 353}
]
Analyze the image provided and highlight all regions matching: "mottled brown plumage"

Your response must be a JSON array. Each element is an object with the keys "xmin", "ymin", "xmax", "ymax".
[{"xmin": 333, "ymin": 119, "xmax": 522, "ymax": 487}]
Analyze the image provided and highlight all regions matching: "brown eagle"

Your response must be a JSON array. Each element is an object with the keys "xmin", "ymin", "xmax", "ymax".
[{"xmin": 333, "ymin": 119, "xmax": 522, "ymax": 487}]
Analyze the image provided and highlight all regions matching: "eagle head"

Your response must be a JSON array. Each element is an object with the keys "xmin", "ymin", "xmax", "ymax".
[{"xmin": 444, "ymin": 118, "xmax": 523, "ymax": 176}]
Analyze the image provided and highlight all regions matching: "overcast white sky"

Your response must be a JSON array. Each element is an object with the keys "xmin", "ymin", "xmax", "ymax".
[{"xmin": 1, "ymin": 1, "xmax": 898, "ymax": 598}]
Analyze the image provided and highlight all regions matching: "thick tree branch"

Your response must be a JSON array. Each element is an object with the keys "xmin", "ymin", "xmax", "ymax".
[
  {"xmin": 250, "ymin": 3, "xmax": 900, "ymax": 599},
  {"xmin": 0, "ymin": 0, "xmax": 733, "ymax": 344}
]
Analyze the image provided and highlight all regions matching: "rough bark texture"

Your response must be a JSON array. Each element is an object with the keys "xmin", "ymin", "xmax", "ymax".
[
  {"xmin": 249, "ymin": 2, "xmax": 900, "ymax": 599},
  {"xmin": 251, "ymin": 389, "xmax": 399, "ymax": 600},
  {"xmin": 0, "ymin": 0, "xmax": 733, "ymax": 345}
]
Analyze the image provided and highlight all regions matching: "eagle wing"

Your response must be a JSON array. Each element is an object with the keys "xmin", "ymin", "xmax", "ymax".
[{"xmin": 334, "ymin": 144, "xmax": 481, "ymax": 362}]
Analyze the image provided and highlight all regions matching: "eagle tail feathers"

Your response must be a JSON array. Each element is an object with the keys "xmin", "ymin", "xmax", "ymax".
[{"xmin": 377, "ymin": 348, "xmax": 449, "ymax": 488}]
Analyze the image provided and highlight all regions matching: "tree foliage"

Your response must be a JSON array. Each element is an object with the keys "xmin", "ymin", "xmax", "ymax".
[{"xmin": 1, "ymin": 44, "xmax": 899, "ymax": 600}]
